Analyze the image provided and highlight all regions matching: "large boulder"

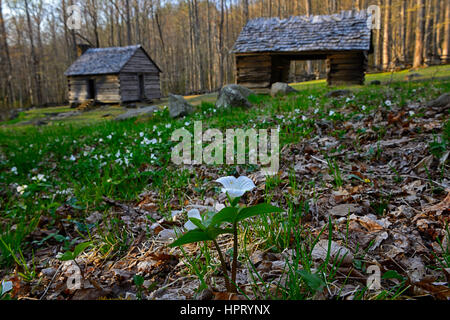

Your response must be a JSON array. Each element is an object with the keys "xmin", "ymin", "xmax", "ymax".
[
  {"xmin": 427, "ymin": 93, "xmax": 450, "ymax": 109},
  {"xmin": 270, "ymin": 82, "xmax": 298, "ymax": 97},
  {"xmin": 115, "ymin": 106, "xmax": 159, "ymax": 121},
  {"xmin": 168, "ymin": 94, "xmax": 194, "ymax": 118},
  {"xmin": 215, "ymin": 84, "xmax": 254, "ymax": 109}
]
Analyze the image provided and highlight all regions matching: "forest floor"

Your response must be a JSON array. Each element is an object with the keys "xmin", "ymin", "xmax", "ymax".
[{"xmin": 0, "ymin": 66, "xmax": 449, "ymax": 300}]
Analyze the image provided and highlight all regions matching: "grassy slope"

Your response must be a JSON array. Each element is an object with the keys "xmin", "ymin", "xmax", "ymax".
[{"xmin": 3, "ymin": 64, "xmax": 449, "ymax": 129}]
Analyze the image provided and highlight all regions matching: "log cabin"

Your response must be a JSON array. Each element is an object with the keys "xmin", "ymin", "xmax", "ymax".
[
  {"xmin": 233, "ymin": 10, "xmax": 373, "ymax": 91},
  {"xmin": 65, "ymin": 45, "xmax": 162, "ymax": 106}
]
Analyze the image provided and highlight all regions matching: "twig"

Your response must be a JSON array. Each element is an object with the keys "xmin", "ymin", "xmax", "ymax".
[
  {"xmin": 39, "ymin": 264, "xmax": 63, "ymax": 300},
  {"xmin": 102, "ymin": 196, "xmax": 161, "ymax": 219}
]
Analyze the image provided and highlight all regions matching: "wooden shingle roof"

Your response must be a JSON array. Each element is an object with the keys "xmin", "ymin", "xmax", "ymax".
[
  {"xmin": 65, "ymin": 45, "xmax": 161, "ymax": 76},
  {"xmin": 233, "ymin": 10, "xmax": 372, "ymax": 54}
]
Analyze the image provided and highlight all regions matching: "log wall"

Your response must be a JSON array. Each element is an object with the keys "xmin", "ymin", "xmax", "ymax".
[
  {"xmin": 326, "ymin": 52, "xmax": 367, "ymax": 86},
  {"xmin": 236, "ymin": 51, "xmax": 368, "ymax": 90},
  {"xmin": 119, "ymin": 72, "xmax": 161, "ymax": 102},
  {"xmin": 68, "ymin": 75, "xmax": 120, "ymax": 103},
  {"xmin": 235, "ymin": 55, "xmax": 272, "ymax": 91}
]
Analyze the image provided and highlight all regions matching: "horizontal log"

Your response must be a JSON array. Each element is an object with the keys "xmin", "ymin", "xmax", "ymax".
[{"xmin": 237, "ymin": 81, "xmax": 271, "ymax": 88}]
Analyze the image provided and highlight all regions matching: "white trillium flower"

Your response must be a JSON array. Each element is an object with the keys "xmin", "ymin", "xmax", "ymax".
[
  {"xmin": 17, "ymin": 185, "xmax": 28, "ymax": 195},
  {"xmin": 184, "ymin": 209, "xmax": 203, "ymax": 231},
  {"xmin": 11, "ymin": 167, "xmax": 18, "ymax": 175},
  {"xmin": 216, "ymin": 176, "xmax": 256, "ymax": 200}
]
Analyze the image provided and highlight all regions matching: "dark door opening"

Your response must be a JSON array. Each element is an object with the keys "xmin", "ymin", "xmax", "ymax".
[
  {"xmin": 138, "ymin": 74, "xmax": 145, "ymax": 100},
  {"xmin": 87, "ymin": 79, "xmax": 96, "ymax": 100}
]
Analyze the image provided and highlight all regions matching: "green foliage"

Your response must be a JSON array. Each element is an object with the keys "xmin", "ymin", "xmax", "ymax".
[{"xmin": 58, "ymin": 241, "xmax": 92, "ymax": 261}]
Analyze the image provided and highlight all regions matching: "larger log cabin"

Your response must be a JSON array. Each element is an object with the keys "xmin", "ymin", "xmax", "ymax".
[
  {"xmin": 233, "ymin": 10, "xmax": 374, "ymax": 91},
  {"xmin": 65, "ymin": 45, "xmax": 162, "ymax": 106}
]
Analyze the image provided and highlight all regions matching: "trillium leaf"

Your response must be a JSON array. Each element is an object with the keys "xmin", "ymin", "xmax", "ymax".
[
  {"xmin": 73, "ymin": 241, "xmax": 92, "ymax": 258},
  {"xmin": 210, "ymin": 207, "xmax": 239, "ymax": 226},
  {"xmin": 58, "ymin": 251, "xmax": 75, "ymax": 261},
  {"xmin": 207, "ymin": 227, "xmax": 234, "ymax": 239},
  {"xmin": 236, "ymin": 203, "xmax": 284, "ymax": 222},
  {"xmin": 189, "ymin": 217, "xmax": 206, "ymax": 231},
  {"xmin": 169, "ymin": 229, "xmax": 213, "ymax": 247}
]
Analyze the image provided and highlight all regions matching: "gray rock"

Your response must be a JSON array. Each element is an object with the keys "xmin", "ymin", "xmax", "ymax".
[
  {"xmin": 427, "ymin": 93, "xmax": 450, "ymax": 109},
  {"xmin": 405, "ymin": 73, "xmax": 422, "ymax": 81},
  {"xmin": 0, "ymin": 108, "xmax": 19, "ymax": 122},
  {"xmin": 216, "ymin": 84, "xmax": 254, "ymax": 109},
  {"xmin": 270, "ymin": 82, "xmax": 298, "ymax": 97},
  {"xmin": 326, "ymin": 89, "xmax": 352, "ymax": 98},
  {"xmin": 168, "ymin": 94, "xmax": 194, "ymax": 118},
  {"xmin": 50, "ymin": 111, "xmax": 81, "ymax": 120},
  {"xmin": 41, "ymin": 267, "xmax": 57, "ymax": 278},
  {"xmin": 115, "ymin": 106, "xmax": 158, "ymax": 121}
]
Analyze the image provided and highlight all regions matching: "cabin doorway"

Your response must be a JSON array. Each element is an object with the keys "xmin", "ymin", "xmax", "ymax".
[
  {"xmin": 87, "ymin": 79, "xmax": 96, "ymax": 100},
  {"xmin": 138, "ymin": 74, "xmax": 145, "ymax": 100}
]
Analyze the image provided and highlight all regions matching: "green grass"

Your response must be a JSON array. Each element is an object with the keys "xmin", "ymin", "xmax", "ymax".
[{"xmin": 291, "ymin": 64, "xmax": 450, "ymax": 90}]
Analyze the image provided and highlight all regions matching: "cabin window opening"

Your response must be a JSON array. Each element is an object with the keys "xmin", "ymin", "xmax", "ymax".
[
  {"xmin": 87, "ymin": 79, "xmax": 96, "ymax": 100},
  {"xmin": 138, "ymin": 74, "xmax": 145, "ymax": 100}
]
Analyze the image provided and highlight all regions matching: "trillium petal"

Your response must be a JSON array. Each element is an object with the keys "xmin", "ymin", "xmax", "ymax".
[
  {"xmin": 236, "ymin": 176, "xmax": 256, "ymax": 192},
  {"xmin": 216, "ymin": 176, "xmax": 237, "ymax": 190},
  {"xmin": 184, "ymin": 220, "xmax": 198, "ymax": 231},
  {"xmin": 226, "ymin": 189, "xmax": 246, "ymax": 198},
  {"xmin": 187, "ymin": 209, "xmax": 202, "ymax": 220}
]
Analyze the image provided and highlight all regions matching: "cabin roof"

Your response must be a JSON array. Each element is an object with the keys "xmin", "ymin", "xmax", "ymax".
[
  {"xmin": 65, "ymin": 45, "xmax": 161, "ymax": 76},
  {"xmin": 233, "ymin": 10, "xmax": 372, "ymax": 54}
]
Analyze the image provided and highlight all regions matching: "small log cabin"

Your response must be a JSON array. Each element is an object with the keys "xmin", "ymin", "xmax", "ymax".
[
  {"xmin": 64, "ymin": 45, "xmax": 162, "ymax": 105},
  {"xmin": 233, "ymin": 10, "xmax": 373, "ymax": 91}
]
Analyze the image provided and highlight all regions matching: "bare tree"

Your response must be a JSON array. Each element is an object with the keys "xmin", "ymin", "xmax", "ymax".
[
  {"xmin": 413, "ymin": 0, "xmax": 426, "ymax": 68},
  {"xmin": 382, "ymin": 0, "xmax": 391, "ymax": 70},
  {"xmin": 0, "ymin": 0, "xmax": 14, "ymax": 107},
  {"xmin": 442, "ymin": 0, "xmax": 450, "ymax": 63}
]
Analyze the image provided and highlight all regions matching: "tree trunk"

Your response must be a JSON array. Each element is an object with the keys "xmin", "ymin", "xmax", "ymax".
[
  {"xmin": 24, "ymin": 0, "xmax": 42, "ymax": 106},
  {"xmin": 413, "ymin": 0, "xmax": 426, "ymax": 68},
  {"xmin": 219, "ymin": 0, "xmax": 225, "ymax": 88},
  {"xmin": 382, "ymin": 0, "xmax": 391, "ymax": 70},
  {"xmin": 243, "ymin": 0, "xmax": 249, "ymax": 23},
  {"xmin": 0, "ymin": 0, "xmax": 14, "ymax": 107},
  {"xmin": 442, "ymin": 0, "xmax": 450, "ymax": 63},
  {"xmin": 305, "ymin": 0, "xmax": 313, "ymax": 75},
  {"xmin": 423, "ymin": 0, "xmax": 433, "ymax": 65},
  {"xmin": 125, "ymin": 0, "xmax": 132, "ymax": 45},
  {"xmin": 399, "ymin": 0, "xmax": 407, "ymax": 64}
]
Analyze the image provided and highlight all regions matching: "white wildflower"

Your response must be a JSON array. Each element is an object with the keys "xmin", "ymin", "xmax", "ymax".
[
  {"xmin": 17, "ymin": 185, "xmax": 28, "ymax": 195},
  {"xmin": 184, "ymin": 209, "xmax": 203, "ymax": 231},
  {"xmin": 215, "ymin": 176, "xmax": 256, "ymax": 200}
]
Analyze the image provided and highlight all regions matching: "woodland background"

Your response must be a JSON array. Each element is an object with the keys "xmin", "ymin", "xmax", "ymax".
[{"xmin": 0, "ymin": 0, "xmax": 449, "ymax": 109}]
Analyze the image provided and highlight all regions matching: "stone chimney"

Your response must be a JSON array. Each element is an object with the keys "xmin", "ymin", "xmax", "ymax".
[{"xmin": 77, "ymin": 44, "xmax": 92, "ymax": 57}]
